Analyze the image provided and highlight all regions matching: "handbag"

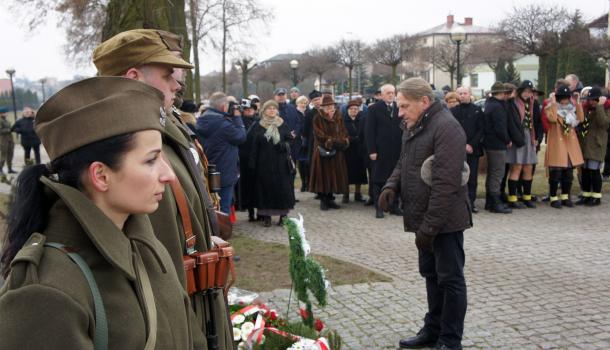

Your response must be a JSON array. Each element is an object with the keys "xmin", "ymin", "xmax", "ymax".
[{"xmin": 318, "ymin": 145, "xmax": 336, "ymax": 158}]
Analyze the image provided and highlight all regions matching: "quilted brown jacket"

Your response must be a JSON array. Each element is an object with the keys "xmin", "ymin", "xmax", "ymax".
[{"xmin": 384, "ymin": 101, "xmax": 472, "ymax": 236}]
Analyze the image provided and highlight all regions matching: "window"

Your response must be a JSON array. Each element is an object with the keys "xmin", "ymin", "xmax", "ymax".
[{"xmin": 470, "ymin": 73, "xmax": 479, "ymax": 88}]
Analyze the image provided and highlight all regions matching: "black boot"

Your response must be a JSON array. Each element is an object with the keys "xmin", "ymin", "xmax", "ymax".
[
  {"xmin": 342, "ymin": 193, "xmax": 349, "ymax": 203},
  {"xmin": 399, "ymin": 329, "xmax": 438, "ymax": 349},
  {"xmin": 327, "ymin": 197, "xmax": 340, "ymax": 209},
  {"xmin": 484, "ymin": 193, "xmax": 493, "ymax": 211},
  {"xmin": 587, "ymin": 197, "xmax": 601, "ymax": 206},
  {"xmin": 491, "ymin": 195, "xmax": 512, "ymax": 214},
  {"xmin": 320, "ymin": 195, "xmax": 329, "ymax": 211},
  {"xmin": 375, "ymin": 207, "xmax": 384, "ymax": 219},
  {"xmin": 575, "ymin": 196, "xmax": 592, "ymax": 206},
  {"xmin": 354, "ymin": 193, "xmax": 365, "ymax": 202},
  {"xmin": 263, "ymin": 216, "xmax": 272, "ymax": 227},
  {"xmin": 248, "ymin": 208, "xmax": 256, "ymax": 222}
]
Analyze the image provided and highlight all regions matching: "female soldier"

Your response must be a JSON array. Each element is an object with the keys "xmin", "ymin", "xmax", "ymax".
[
  {"xmin": 544, "ymin": 85, "xmax": 584, "ymax": 209},
  {"xmin": 309, "ymin": 95, "xmax": 350, "ymax": 210},
  {"xmin": 249, "ymin": 100, "xmax": 296, "ymax": 227},
  {"xmin": 0, "ymin": 77, "xmax": 205, "ymax": 349}
]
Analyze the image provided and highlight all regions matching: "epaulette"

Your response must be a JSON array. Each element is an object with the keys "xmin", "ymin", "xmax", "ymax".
[{"xmin": 11, "ymin": 233, "xmax": 46, "ymax": 267}]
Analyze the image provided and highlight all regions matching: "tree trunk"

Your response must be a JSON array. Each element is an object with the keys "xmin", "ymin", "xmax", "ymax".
[
  {"xmin": 348, "ymin": 67, "xmax": 353, "ymax": 99},
  {"xmin": 188, "ymin": 0, "xmax": 201, "ymax": 102},
  {"xmin": 318, "ymin": 73, "xmax": 323, "ymax": 91},
  {"xmin": 242, "ymin": 69, "xmax": 248, "ymax": 98},
  {"xmin": 221, "ymin": 1, "xmax": 227, "ymax": 93}
]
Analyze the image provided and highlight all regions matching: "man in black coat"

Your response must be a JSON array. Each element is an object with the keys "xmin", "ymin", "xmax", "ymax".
[
  {"xmin": 12, "ymin": 107, "xmax": 41, "ymax": 165},
  {"xmin": 451, "ymin": 87, "xmax": 484, "ymax": 212},
  {"xmin": 483, "ymin": 82, "xmax": 513, "ymax": 214},
  {"xmin": 365, "ymin": 84, "xmax": 403, "ymax": 218}
]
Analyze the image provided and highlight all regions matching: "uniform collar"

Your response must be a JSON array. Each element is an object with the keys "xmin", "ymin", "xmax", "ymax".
[
  {"xmin": 163, "ymin": 113, "xmax": 191, "ymax": 149},
  {"xmin": 40, "ymin": 177, "xmax": 159, "ymax": 281}
]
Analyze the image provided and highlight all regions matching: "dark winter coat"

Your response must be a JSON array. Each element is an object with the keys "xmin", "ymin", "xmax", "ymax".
[
  {"xmin": 384, "ymin": 101, "xmax": 472, "ymax": 236},
  {"xmin": 236, "ymin": 116, "xmax": 259, "ymax": 210},
  {"xmin": 483, "ymin": 97, "xmax": 511, "ymax": 151},
  {"xmin": 296, "ymin": 109, "xmax": 309, "ymax": 162},
  {"xmin": 196, "ymin": 108, "xmax": 246, "ymax": 188},
  {"xmin": 364, "ymin": 100, "xmax": 403, "ymax": 183},
  {"xmin": 450, "ymin": 103, "xmax": 485, "ymax": 157},
  {"xmin": 343, "ymin": 111, "xmax": 368, "ymax": 184},
  {"xmin": 309, "ymin": 109, "xmax": 349, "ymax": 194},
  {"xmin": 278, "ymin": 102, "xmax": 302, "ymax": 161},
  {"xmin": 301, "ymin": 107, "xmax": 317, "ymax": 162},
  {"xmin": 11, "ymin": 117, "xmax": 40, "ymax": 146},
  {"xmin": 248, "ymin": 122, "xmax": 296, "ymax": 210},
  {"xmin": 505, "ymin": 97, "xmax": 526, "ymax": 148}
]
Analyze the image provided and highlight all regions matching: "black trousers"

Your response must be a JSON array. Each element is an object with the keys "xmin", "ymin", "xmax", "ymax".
[
  {"xmin": 419, "ymin": 231, "xmax": 467, "ymax": 347},
  {"xmin": 466, "ymin": 154, "xmax": 479, "ymax": 206},
  {"xmin": 23, "ymin": 144, "xmax": 41, "ymax": 164}
]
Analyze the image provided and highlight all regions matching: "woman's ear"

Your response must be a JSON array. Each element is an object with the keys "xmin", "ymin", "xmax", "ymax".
[{"xmin": 87, "ymin": 161, "xmax": 110, "ymax": 192}]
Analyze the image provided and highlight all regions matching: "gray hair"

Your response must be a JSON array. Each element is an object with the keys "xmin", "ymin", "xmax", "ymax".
[
  {"xmin": 209, "ymin": 92, "xmax": 228, "ymax": 110},
  {"xmin": 380, "ymin": 84, "xmax": 395, "ymax": 94},
  {"xmin": 565, "ymin": 74, "xmax": 579, "ymax": 82},
  {"xmin": 397, "ymin": 77, "xmax": 436, "ymax": 102}
]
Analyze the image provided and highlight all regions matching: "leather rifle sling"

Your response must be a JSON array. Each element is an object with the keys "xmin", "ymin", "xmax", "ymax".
[
  {"xmin": 131, "ymin": 242, "xmax": 158, "ymax": 350},
  {"xmin": 169, "ymin": 179, "xmax": 196, "ymax": 254}
]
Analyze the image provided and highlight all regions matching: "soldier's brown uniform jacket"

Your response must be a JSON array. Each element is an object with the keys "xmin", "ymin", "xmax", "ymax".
[
  {"xmin": 0, "ymin": 177, "xmax": 204, "ymax": 349},
  {"xmin": 149, "ymin": 112, "xmax": 233, "ymax": 349}
]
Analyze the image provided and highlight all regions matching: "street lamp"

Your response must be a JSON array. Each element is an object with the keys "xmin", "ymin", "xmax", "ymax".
[
  {"xmin": 450, "ymin": 26, "xmax": 466, "ymax": 88},
  {"xmin": 40, "ymin": 78, "xmax": 47, "ymax": 102},
  {"xmin": 5, "ymin": 69, "xmax": 18, "ymax": 120},
  {"xmin": 290, "ymin": 59, "xmax": 299, "ymax": 87}
]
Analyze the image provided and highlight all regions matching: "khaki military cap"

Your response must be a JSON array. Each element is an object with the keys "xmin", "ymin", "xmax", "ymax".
[
  {"xmin": 36, "ymin": 77, "xmax": 167, "ymax": 160},
  {"xmin": 93, "ymin": 29, "xmax": 194, "ymax": 76}
]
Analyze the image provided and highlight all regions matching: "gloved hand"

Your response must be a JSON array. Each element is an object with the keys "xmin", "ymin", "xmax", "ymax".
[
  {"xmin": 415, "ymin": 231, "xmax": 435, "ymax": 252},
  {"xmin": 378, "ymin": 188, "xmax": 395, "ymax": 212}
]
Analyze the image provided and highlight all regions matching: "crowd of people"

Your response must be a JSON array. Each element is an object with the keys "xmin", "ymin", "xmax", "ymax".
[{"xmin": 190, "ymin": 73, "xmax": 609, "ymax": 227}]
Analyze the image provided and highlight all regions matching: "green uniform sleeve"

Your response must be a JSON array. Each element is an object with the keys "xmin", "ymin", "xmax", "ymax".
[{"xmin": 0, "ymin": 284, "xmax": 94, "ymax": 349}]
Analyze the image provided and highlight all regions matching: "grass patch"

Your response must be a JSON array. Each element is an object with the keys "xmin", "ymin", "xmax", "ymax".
[{"xmin": 231, "ymin": 234, "xmax": 392, "ymax": 293}]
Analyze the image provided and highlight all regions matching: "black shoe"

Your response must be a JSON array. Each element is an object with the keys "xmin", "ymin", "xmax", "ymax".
[
  {"xmin": 342, "ymin": 194, "xmax": 349, "ymax": 204},
  {"xmin": 490, "ymin": 196, "xmax": 512, "ymax": 214},
  {"xmin": 277, "ymin": 215, "xmax": 286, "ymax": 226},
  {"xmin": 354, "ymin": 193, "xmax": 365, "ymax": 202},
  {"xmin": 523, "ymin": 200, "xmax": 536, "ymax": 208},
  {"xmin": 398, "ymin": 329, "xmax": 438, "ymax": 349},
  {"xmin": 375, "ymin": 208, "xmax": 384, "ymax": 219},
  {"xmin": 586, "ymin": 198, "xmax": 601, "ymax": 206},
  {"xmin": 575, "ymin": 197, "xmax": 591, "ymax": 206},
  {"xmin": 550, "ymin": 200, "xmax": 562, "ymax": 209},
  {"xmin": 562, "ymin": 199, "xmax": 574, "ymax": 208},
  {"xmin": 263, "ymin": 216, "xmax": 272, "ymax": 227},
  {"xmin": 364, "ymin": 198, "xmax": 374, "ymax": 206},
  {"xmin": 508, "ymin": 201, "xmax": 526, "ymax": 209},
  {"xmin": 8, "ymin": 169, "xmax": 16, "ymax": 174},
  {"xmin": 390, "ymin": 207, "xmax": 404, "ymax": 216},
  {"xmin": 327, "ymin": 200, "xmax": 340, "ymax": 209},
  {"xmin": 435, "ymin": 344, "xmax": 463, "ymax": 350},
  {"xmin": 320, "ymin": 200, "xmax": 329, "ymax": 211}
]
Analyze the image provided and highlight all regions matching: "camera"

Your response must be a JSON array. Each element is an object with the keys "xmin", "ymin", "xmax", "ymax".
[
  {"xmin": 227, "ymin": 101, "xmax": 240, "ymax": 116},
  {"xmin": 241, "ymin": 99, "xmax": 252, "ymax": 109}
]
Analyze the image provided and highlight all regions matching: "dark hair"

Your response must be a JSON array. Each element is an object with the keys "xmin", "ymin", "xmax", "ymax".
[{"xmin": 1, "ymin": 133, "xmax": 135, "ymax": 277}]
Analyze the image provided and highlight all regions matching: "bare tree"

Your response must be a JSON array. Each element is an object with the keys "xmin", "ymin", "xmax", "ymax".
[
  {"xmin": 252, "ymin": 62, "xmax": 290, "ymax": 90},
  {"xmin": 333, "ymin": 39, "xmax": 364, "ymax": 98},
  {"xmin": 431, "ymin": 42, "xmax": 472, "ymax": 89},
  {"xmin": 323, "ymin": 67, "xmax": 348, "ymax": 93},
  {"xmin": 210, "ymin": 0, "xmax": 271, "ymax": 92},
  {"xmin": 234, "ymin": 57, "xmax": 257, "ymax": 98},
  {"xmin": 9, "ymin": 0, "xmax": 107, "ymax": 65},
  {"xmin": 367, "ymin": 34, "xmax": 418, "ymax": 85},
  {"xmin": 300, "ymin": 48, "xmax": 337, "ymax": 90}
]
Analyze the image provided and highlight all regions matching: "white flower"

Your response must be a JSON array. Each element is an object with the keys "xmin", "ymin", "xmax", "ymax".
[
  {"xmin": 232, "ymin": 314, "xmax": 246, "ymax": 326},
  {"xmin": 233, "ymin": 328, "xmax": 242, "ymax": 341},
  {"xmin": 241, "ymin": 321, "xmax": 255, "ymax": 338},
  {"xmin": 237, "ymin": 341, "xmax": 247, "ymax": 350}
]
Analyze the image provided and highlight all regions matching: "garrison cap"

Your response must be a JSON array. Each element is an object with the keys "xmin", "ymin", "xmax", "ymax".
[
  {"xmin": 93, "ymin": 29, "xmax": 194, "ymax": 76},
  {"xmin": 36, "ymin": 77, "xmax": 166, "ymax": 160}
]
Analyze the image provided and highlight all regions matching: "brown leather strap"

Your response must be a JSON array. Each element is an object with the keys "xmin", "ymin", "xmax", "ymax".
[
  {"xmin": 225, "ymin": 253, "xmax": 237, "ymax": 297},
  {"xmin": 169, "ymin": 179, "xmax": 196, "ymax": 253}
]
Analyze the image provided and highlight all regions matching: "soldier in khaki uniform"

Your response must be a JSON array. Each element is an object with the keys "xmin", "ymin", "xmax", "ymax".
[
  {"xmin": 0, "ymin": 77, "xmax": 205, "ymax": 349},
  {"xmin": 0, "ymin": 108, "xmax": 15, "ymax": 174},
  {"xmin": 93, "ymin": 29, "xmax": 233, "ymax": 349}
]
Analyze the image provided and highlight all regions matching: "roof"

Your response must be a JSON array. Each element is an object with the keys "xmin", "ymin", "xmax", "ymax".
[
  {"xmin": 261, "ymin": 53, "xmax": 302, "ymax": 64},
  {"xmin": 415, "ymin": 23, "xmax": 495, "ymax": 37},
  {"xmin": 0, "ymin": 79, "xmax": 12, "ymax": 95},
  {"xmin": 588, "ymin": 14, "xmax": 608, "ymax": 29}
]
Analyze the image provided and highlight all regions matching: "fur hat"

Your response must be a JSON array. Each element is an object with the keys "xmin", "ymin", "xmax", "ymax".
[
  {"xmin": 420, "ymin": 155, "xmax": 470, "ymax": 187},
  {"xmin": 320, "ymin": 95, "xmax": 335, "ymax": 106},
  {"xmin": 261, "ymin": 100, "xmax": 279, "ymax": 115},
  {"xmin": 347, "ymin": 99, "xmax": 360, "ymax": 108}
]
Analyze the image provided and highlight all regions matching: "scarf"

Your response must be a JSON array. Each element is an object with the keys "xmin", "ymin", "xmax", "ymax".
[
  {"xmin": 259, "ymin": 115, "xmax": 284, "ymax": 145},
  {"xmin": 557, "ymin": 103, "xmax": 579, "ymax": 134}
]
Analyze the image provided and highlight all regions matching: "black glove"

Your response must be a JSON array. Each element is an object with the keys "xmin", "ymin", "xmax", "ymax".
[
  {"xmin": 378, "ymin": 188, "xmax": 395, "ymax": 212},
  {"xmin": 415, "ymin": 231, "xmax": 435, "ymax": 252}
]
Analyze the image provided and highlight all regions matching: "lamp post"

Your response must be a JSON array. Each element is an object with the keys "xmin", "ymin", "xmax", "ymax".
[
  {"xmin": 450, "ymin": 26, "xmax": 466, "ymax": 89},
  {"xmin": 39, "ymin": 78, "xmax": 47, "ymax": 103},
  {"xmin": 290, "ymin": 59, "xmax": 299, "ymax": 87},
  {"xmin": 5, "ymin": 69, "xmax": 17, "ymax": 120}
]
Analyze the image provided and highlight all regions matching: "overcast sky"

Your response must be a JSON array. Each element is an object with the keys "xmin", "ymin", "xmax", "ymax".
[{"xmin": 0, "ymin": 0, "xmax": 607, "ymax": 82}]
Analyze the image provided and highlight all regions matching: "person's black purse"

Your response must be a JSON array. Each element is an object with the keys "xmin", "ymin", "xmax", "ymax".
[{"xmin": 317, "ymin": 145, "xmax": 336, "ymax": 158}]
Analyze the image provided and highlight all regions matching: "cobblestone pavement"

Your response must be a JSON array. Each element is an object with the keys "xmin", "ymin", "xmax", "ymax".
[{"xmin": 235, "ymin": 191, "xmax": 610, "ymax": 350}]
